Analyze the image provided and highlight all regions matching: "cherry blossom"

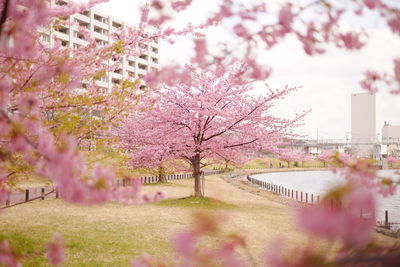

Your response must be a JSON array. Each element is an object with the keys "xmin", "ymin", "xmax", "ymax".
[{"xmin": 118, "ymin": 66, "xmax": 306, "ymax": 196}]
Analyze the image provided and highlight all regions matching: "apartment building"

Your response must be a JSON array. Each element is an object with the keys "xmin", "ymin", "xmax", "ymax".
[{"xmin": 40, "ymin": 0, "xmax": 159, "ymax": 93}]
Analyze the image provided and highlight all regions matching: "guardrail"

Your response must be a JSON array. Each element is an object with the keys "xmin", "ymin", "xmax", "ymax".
[
  {"xmin": 247, "ymin": 176, "xmax": 322, "ymax": 205},
  {"xmin": 247, "ymin": 175, "xmax": 400, "ymax": 232}
]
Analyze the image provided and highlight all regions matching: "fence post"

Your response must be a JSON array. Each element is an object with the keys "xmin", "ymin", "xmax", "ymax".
[
  {"xmin": 25, "ymin": 189, "xmax": 29, "ymax": 202},
  {"xmin": 291, "ymin": 189, "xmax": 293, "ymax": 199},
  {"xmin": 296, "ymin": 191, "xmax": 298, "ymax": 201},
  {"xmin": 311, "ymin": 194, "xmax": 314, "ymax": 204},
  {"xmin": 305, "ymin": 193, "xmax": 308, "ymax": 203},
  {"xmin": 300, "ymin": 191, "xmax": 303, "ymax": 202},
  {"xmin": 55, "ymin": 187, "xmax": 59, "ymax": 198},
  {"xmin": 317, "ymin": 195, "xmax": 320, "ymax": 204},
  {"xmin": 41, "ymin": 188, "xmax": 45, "ymax": 200},
  {"xmin": 385, "ymin": 210, "xmax": 389, "ymax": 228}
]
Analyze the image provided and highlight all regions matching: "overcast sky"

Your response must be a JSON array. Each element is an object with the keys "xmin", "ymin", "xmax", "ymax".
[{"xmin": 80, "ymin": 0, "xmax": 400, "ymax": 140}]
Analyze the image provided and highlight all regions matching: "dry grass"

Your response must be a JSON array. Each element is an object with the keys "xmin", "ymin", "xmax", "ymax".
[
  {"xmin": 241, "ymin": 157, "xmax": 325, "ymax": 169},
  {"xmin": 0, "ymin": 173, "xmax": 394, "ymax": 266}
]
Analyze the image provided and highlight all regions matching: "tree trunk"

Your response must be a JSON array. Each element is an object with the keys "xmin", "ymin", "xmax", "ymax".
[
  {"xmin": 158, "ymin": 166, "xmax": 166, "ymax": 183},
  {"xmin": 192, "ymin": 154, "xmax": 202, "ymax": 197}
]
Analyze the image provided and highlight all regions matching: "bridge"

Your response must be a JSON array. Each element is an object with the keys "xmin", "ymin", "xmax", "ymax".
[{"xmin": 291, "ymin": 138, "xmax": 400, "ymax": 147}]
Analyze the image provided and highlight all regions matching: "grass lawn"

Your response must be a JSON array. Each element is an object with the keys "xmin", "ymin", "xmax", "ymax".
[
  {"xmin": 0, "ymin": 173, "xmax": 393, "ymax": 266},
  {"xmin": 241, "ymin": 157, "xmax": 325, "ymax": 169}
]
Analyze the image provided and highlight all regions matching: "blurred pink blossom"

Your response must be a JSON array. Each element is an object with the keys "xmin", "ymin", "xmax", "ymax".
[{"xmin": 45, "ymin": 233, "xmax": 65, "ymax": 266}]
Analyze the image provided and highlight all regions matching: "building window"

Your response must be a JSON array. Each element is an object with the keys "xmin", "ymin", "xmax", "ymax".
[
  {"xmin": 55, "ymin": 26, "xmax": 69, "ymax": 35},
  {"xmin": 94, "ymin": 14, "xmax": 108, "ymax": 24},
  {"xmin": 74, "ymin": 31, "xmax": 84, "ymax": 39},
  {"xmin": 45, "ymin": 110, "xmax": 55, "ymax": 120},
  {"xmin": 139, "ymin": 54, "xmax": 148, "ymax": 60},
  {"xmin": 41, "ymin": 34, "xmax": 50, "ymax": 43},
  {"xmin": 138, "ymin": 63, "xmax": 147, "ymax": 70},
  {"xmin": 75, "ymin": 19, "xmax": 89, "ymax": 29},
  {"xmin": 55, "ymin": 0, "xmax": 68, "ymax": 6},
  {"xmin": 95, "ymin": 39, "xmax": 108, "ymax": 46},
  {"xmin": 112, "ymin": 78, "xmax": 121, "ymax": 85},
  {"xmin": 56, "ymin": 39, "xmax": 69, "ymax": 47},
  {"xmin": 151, "ymin": 57, "xmax": 158, "ymax": 64},
  {"xmin": 112, "ymin": 21, "xmax": 122, "ymax": 29},
  {"xmin": 128, "ymin": 60, "xmax": 135, "ymax": 67},
  {"xmin": 79, "ymin": 10, "xmax": 90, "ymax": 17},
  {"xmin": 151, "ymin": 47, "xmax": 158, "ymax": 53},
  {"xmin": 73, "ymin": 43, "xmax": 81, "ymax": 49},
  {"xmin": 94, "ymin": 26, "xmax": 108, "ymax": 36}
]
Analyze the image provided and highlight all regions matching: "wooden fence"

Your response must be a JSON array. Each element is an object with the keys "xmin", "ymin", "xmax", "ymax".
[{"xmin": 1, "ymin": 170, "xmax": 224, "ymax": 209}]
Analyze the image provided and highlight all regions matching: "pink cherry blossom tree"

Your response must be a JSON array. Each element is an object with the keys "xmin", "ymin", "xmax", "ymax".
[
  {"xmin": 1, "ymin": 0, "xmax": 400, "ymax": 265},
  {"xmin": 118, "ymin": 65, "xmax": 307, "ymax": 197},
  {"xmin": 277, "ymin": 148, "xmax": 305, "ymax": 168}
]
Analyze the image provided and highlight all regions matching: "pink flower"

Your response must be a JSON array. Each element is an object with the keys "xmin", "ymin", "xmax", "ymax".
[
  {"xmin": 394, "ymin": 59, "xmax": 400, "ymax": 83},
  {"xmin": 278, "ymin": 3, "xmax": 294, "ymax": 34},
  {"xmin": 172, "ymin": 231, "xmax": 197, "ymax": 258},
  {"xmin": 0, "ymin": 240, "xmax": 20, "ymax": 267},
  {"xmin": 364, "ymin": 0, "xmax": 380, "ymax": 9},
  {"xmin": 130, "ymin": 254, "xmax": 152, "ymax": 267},
  {"xmin": 360, "ymin": 70, "xmax": 381, "ymax": 93},
  {"xmin": 246, "ymin": 59, "xmax": 272, "ymax": 80},
  {"xmin": 339, "ymin": 32, "xmax": 365, "ymax": 50},
  {"xmin": 376, "ymin": 177, "xmax": 397, "ymax": 197},
  {"xmin": 0, "ymin": 75, "xmax": 12, "ymax": 110},
  {"xmin": 140, "ymin": 5, "xmax": 149, "ymax": 23},
  {"xmin": 297, "ymin": 186, "xmax": 375, "ymax": 247},
  {"xmin": 8, "ymin": 135, "xmax": 29, "ymax": 153},
  {"xmin": 171, "ymin": 0, "xmax": 193, "ymax": 12},
  {"xmin": 45, "ymin": 233, "xmax": 65, "ymax": 266},
  {"xmin": 388, "ymin": 14, "xmax": 400, "ymax": 34},
  {"xmin": 265, "ymin": 238, "xmax": 286, "ymax": 267},
  {"xmin": 193, "ymin": 38, "xmax": 208, "ymax": 65},
  {"xmin": 233, "ymin": 24, "xmax": 250, "ymax": 39}
]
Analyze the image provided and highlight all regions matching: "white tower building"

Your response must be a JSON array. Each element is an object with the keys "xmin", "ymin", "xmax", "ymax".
[{"xmin": 351, "ymin": 92, "xmax": 377, "ymax": 157}]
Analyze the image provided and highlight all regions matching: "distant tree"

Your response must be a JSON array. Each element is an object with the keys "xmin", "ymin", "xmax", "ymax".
[{"xmin": 278, "ymin": 149, "xmax": 308, "ymax": 168}]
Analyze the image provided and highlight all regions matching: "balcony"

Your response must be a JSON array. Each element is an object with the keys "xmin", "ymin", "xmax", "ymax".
[{"xmin": 94, "ymin": 14, "xmax": 108, "ymax": 25}]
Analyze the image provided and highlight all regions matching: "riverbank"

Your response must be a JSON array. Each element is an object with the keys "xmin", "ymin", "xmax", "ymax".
[
  {"xmin": 223, "ymin": 168, "xmax": 325, "ymax": 207},
  {"xmin": 0, "ymin": 171, "xmax": 395, "ymax": 265},
  {"xmin": 235, "ymin": 168, "xmax": 400, "ymax": 239},
  {"xmin": 0, "ymin": 173, "xmax": 312, "ymax": 266}
]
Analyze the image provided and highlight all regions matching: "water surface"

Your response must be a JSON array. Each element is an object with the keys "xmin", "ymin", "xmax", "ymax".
[{"xmin": 252, "ymin": 170, "xmax": 400, "ymax": 224}]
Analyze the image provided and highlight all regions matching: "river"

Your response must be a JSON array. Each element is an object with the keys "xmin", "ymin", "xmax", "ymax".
[{"xmin": 251, "ymin": 170, "xmax": 400, "ymax": 225}]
